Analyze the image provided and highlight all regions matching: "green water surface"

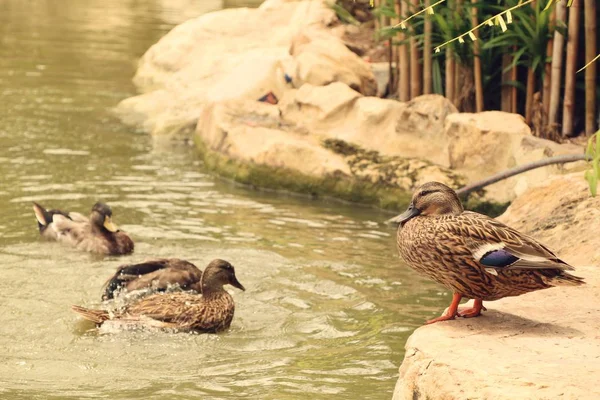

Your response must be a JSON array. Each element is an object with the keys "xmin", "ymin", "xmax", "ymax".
[{"xmin": 0, "ymin": 1, "xmax": 449, "ymax": 398}]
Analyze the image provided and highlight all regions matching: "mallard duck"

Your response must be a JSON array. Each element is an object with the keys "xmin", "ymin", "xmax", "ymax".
[
  {"xmin": 32, "ymin": 201, "xmax": 134, "ymax": 256},
  {"xmin": 395, "ymin": 181, "xmax": 584, "ymax": 324},
  {"xmin": 72, "ymin": 259, "xmax": 245, "ymax": 333},
  {"xmin": 102, "ymin": 258, "xmax": 203, "ymax": 300}
]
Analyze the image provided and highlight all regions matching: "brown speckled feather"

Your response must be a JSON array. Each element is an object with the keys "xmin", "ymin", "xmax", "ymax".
[
  {"xmin": 33, "ymin": 202, "xmax": 133, "ymax": 256},
  {"xmin": 102, "ymin": 258, "xmax": 203, "ymax": 300},
  {"xmin": 396, "ymin": 182, "xmax": 584, "ymax": 302},
  {"xmin": 72, "ymin": 259, "xmax": 244, "ymax": 333}
]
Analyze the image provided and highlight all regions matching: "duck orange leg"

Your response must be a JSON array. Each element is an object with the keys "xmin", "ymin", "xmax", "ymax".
[
  {"xmin": 457, "ymin": 299, "xmax": 485, "ymax": 318},
  {"xmin": 426, "ymin": 293, "xmax": 462, "ymax": 324}
]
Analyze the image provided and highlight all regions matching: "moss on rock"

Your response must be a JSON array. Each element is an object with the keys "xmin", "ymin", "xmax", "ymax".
[
  {"xmin": 195, "ymin": 136, "xmax": 414, "ymax": 210},
  {"xmin": 195, "ymin": 136, "xmax": 506, "ymax": 214}
]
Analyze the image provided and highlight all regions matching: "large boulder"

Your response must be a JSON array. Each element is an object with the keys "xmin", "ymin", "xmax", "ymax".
[
  {"xmin": 445, "ymin": 112, "xmax": 584, "ymax": 203},
  {"xmin": 498, "ymin": 172, "xmax": 600, "ymax": 265},
  {"xmin": 195, "ymin": 96, "xmax": 465, "ymax": 210},
  {"xmin": 279, "ymin": 85, "xmax": 458, "ymax": 166},
  {"xmin": 393, "ymin": 173, "xmax": 600, "ymax": 399},
  {"xmin": 114, "ymin": 0, "xmax": 378, "ymax": 137}
]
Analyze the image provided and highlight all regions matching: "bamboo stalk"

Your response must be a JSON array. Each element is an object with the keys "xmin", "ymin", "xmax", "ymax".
[
  {"xmin": 562, "ymin": 0, "xmax": 580, "ymax": 137},
  {"xmin": 446, "ymin": 51, "xmax": 455, "ymax": 103},
  {"xmin": 374, "ymin": 0, "xmax": 380, "ymax": 41},
  {"xmin": 471, "ymin": 0, "xmax": 483, "ymax": 112},
  {"xmin": 393, "ymin": 0, "xmax": 401, "ymax": 93},
  {"xmin": 398, "ymin": 0, "xmax": 410, "ymax": 101},
  {"xmin": 445, "ymin": 0, "xmax": 455, "ymax": 103},
  {"xmin": 525, "ymin": 68, "xmax": 535, "ymax": 124},
  {"xmin": 547, "ymin": 0, "xmax": 567, "ymax": 126},
  {"xmin": 453, "ymin": 0, "xmax": 463, "ymax": 106},
  {"xmin": 510, "ymin": 52, "xmax": 517, "ymax": 113},
  {"xmin": 501, "ymin": 54, "xmax": 512, "ymax": 112},
  {"xmin": 525, "ymin": 0, "xmax": 538, "ymax": 123},
  {"xmin": 410, "ymin": 0, "xmax": 422, "ymax": 98},
  {"xmin": 423, "ymin": 0, "xmax": 432, "ymax": 94},
  {"xmin": 584, "ymin": 0, "xmax": 597, "ymax": 134},
  {"xmin": 542, "ymin": 7, "xmax": 556, "ymax": 121}
]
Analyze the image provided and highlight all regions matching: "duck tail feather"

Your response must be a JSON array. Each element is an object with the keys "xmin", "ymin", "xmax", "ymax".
[
  {"xmin": 32, "ymin": 202, "xmax": 51, "ymax": 229},
  {"xmin": 71, "ymin": 305, "xmax": 110, "ymax": 324},
  {"xmin": 552, "ymin": 272, "xmax": 585, "ymax": 287}
]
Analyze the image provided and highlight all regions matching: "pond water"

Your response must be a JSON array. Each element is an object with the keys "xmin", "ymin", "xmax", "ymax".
[{"xmin": 0, "ymin": 1, "xmax": 449, "ymax": 398}]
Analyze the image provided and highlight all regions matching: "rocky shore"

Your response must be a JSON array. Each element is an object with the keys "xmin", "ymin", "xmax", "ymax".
[
  {"xmin": 116, "ymin": 0, "xmax": 583, "ymax": 209},
  {"xmin": 393, "ymin": 173, "xmax": 600, "ymax": 399},
  {"xmin": 114, "ymin": 1, "xmax": 600, "ymax": 398}
]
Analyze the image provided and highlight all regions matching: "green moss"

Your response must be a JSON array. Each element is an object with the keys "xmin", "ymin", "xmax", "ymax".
[
  {"xmin": 195, "ymin": 136, "xmax": 412, "ymax": 211},
  {"xmin": 195, "ymin": 136, "xmax": 505, "ymax": 214}
]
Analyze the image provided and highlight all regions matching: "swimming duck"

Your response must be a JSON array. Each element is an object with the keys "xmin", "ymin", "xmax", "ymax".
[
  {"xmin": 395, "ymin": 182, "xmax": 584, "ymax": 324},
  {"xmin": 32, "ymin": 201, "xmax": 134, "ymax": 256},
  {"xmin": 102, "ymin": 258, "xmax": 203, "ymax": 300},
  {"xmin": 72, "ymin": 259, "xmax": 245, "ymax": 333}
]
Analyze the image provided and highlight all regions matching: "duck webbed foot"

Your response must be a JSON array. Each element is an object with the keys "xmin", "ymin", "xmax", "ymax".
[
  {"xmin": 426, "ymin": 293, "xmax": 462, "ymax": 324},
  {"xmin": 457, "ymin": 299, "xmax": 485, "ymax": 318}
]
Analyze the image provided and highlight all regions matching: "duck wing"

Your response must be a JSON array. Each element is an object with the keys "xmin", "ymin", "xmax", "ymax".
[
  {"xmin": 102, "ymin": 259, "xmax": 202, "ymax": 300},
  {"xmin": 125, "ymin": 292, "xmax": 212, "ymax": 330},
  {"xmin": 458, "ymin": 212, "xmax": 574, "ymax": 272}
]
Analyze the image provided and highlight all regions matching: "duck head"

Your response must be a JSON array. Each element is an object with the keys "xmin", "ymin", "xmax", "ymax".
[
  {"xmin": 396, "ymin": 182, "xmax": 463, "ymax": 225},
  {"xmin": 90, "ymin": 202, "xmax": 119, "ymax": 233},
  {"xmin": 201, "ymin": 259, "xmax": 245, "ymax": 294}
]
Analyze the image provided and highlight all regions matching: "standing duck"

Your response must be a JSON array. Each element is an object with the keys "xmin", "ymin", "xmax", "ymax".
[
  {"xmin": 32, "ymin": 201, "xmax": 134, "ymax": 256},
  {"xmin": 395, "ymin": 181, "xmax": 584, "ymax": 324},
  {"xmin": 72, "ymin": 259, "xmax": 245, "ymax": 333},
  {"xmin": 102, "ymin": 258, "xmax": 204, "ymax": 300}
]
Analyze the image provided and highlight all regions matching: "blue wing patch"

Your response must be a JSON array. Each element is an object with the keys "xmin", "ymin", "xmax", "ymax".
[{"xmin": 480, "ymin": 249, "xmax": 519, "ymax": 268}]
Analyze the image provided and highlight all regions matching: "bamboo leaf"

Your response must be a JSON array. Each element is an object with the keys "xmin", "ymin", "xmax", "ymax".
[{"xmin": 543, "ymin": 0, "xmax": 555, "ymax": 11}]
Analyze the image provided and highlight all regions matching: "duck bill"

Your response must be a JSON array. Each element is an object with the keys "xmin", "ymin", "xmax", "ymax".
[
  {"xmin": 393, "ymin": 204, "xmax": 420, "ymax": 225},
  {"xmin": 103, "ymin": 216, "xmax": 119, "ymax": 232},
  {"xmin": 230, "ymin": 276, "xmax": 246, "ymax": 291}
]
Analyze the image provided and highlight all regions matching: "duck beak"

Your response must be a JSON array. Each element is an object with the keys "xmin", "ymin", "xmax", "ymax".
[
  {"xmin": 230, "ymin": 276, "xmax": 246, "ymax": 291},
  {"xmin": 103, "ymin": 216, "xmax": 119, "ymax": 232},
  {"xmin": 387, "ymin": 203, "xmax": 420, "ymax": 226}
]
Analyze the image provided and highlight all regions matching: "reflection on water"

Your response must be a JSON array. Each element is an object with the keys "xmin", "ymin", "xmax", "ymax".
[{"xmin": 0, "ymin": 0, "xmax": 448, "ymax": 398}]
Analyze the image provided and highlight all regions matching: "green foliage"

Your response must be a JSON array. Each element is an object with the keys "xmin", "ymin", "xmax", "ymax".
[
  {"xmin": 584, "ymin": 131, "xmax": 600, "ymax": 197},
  {"xmin": 328, "ymin": 2, "xmax": 360, "ymax": 25},
  {"xmin": 482, "ymin": 1, "xmax": 558, "ymax": 73}
]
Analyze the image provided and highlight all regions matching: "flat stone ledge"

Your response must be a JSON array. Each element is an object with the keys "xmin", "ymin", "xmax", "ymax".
[{"xmin": 393, "ymin": 265, "xmax": 600, "ymax": 400}]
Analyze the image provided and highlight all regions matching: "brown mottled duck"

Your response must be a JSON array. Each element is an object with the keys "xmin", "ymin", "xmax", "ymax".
[
  {"xmin": 102, "ymin": 258, "xmax": 204, "ymax": 301},
  {"xmin": 395, "ymin": 182, "xmax": 584, "ymax": 324},
  {"xmin": 72, "ymin": 259, "xmax": 245, "ymax": 333},
  {"xmin": 32, "ymin": 201, "xmax": 134, "ymax": 256}
]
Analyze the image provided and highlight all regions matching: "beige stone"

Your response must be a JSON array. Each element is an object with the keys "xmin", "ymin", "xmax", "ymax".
[
  {"xmin": 394, "ymin": 173, "xmax": 600, "ymax": 400},
  {"xmin": 498, "ymin": 172, "xmax": 600, "ymax": 266},
  {"xmin": 446, "ymin": 112, "xmax": 584, "ymax": 203},
  {"xmin": 289, "ymin": 32, "xmax": 377, "ymax": 96},
  {"xmin": 196, "ymin": 98, "xmax": 464, "ymax": 197},
  {"xmin": 115, "ymin": 0, "xmax": 380, "ymax": 137}
]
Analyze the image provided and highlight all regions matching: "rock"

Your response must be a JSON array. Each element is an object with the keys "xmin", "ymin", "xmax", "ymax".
[
  {"xmin": 394, "ymin": 267, "xmax": 600, "ymax": 400},
  {"xmin": 115, "ymin": 0, "xmax": 585, "ymax": 206},
  {"xmin": 195, "ymin": 98, "xmax": 465, "ymax": 210},
  {"xmin": 370, "ymin": 62, "xmax": 390, "ymax": 97},
  {"xmin": 115, "ymin": 0, "xmax": 378, "ymax": 137},
  {"xmin": 498, "ymin": 172, "xmax": 600, "ymax": 266},
  {"xmin": 393, "ymin": 174, "xmax": 600, "ymax": 400},
  {"xmin": 280, "ymin": 85, "xmax": 457, "ymax": 166},
  {"xmin": 289, "ymin": 32, "xmax": 378, "ymax": 96},
  {"xmin": 445, "ymin": 111, "xmax": 584, "ymax": 203}
]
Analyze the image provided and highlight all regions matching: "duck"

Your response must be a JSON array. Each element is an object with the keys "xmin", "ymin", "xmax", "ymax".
[
  {"xmin": 395, "ymin": 181, "xmax": 584, "ymax": 324},
  {"xmin": 72, "ymin": 259, "xmax": 245, "ymax": 333},
  {"xmin": 102, "ymin": 258, "xmax": 204, "ymax": 301},
  {"xmin": 32, "ymin": 201, "xmax": 134, "ymax": 256}
]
